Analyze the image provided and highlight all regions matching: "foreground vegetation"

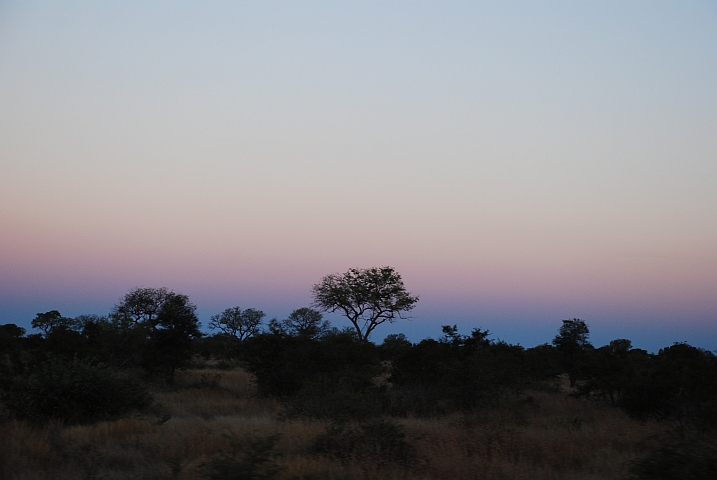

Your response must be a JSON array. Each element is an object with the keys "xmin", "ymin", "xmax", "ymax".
[
  {"xmin": 0, "ymin": 364, "xmax": 671, "ymax": 479},
  {"xmin": 1, "ymin": 281, "xmax": 716, "ymax": 478}
]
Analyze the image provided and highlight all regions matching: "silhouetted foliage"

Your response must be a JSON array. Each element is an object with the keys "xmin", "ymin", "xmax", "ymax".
[
  {"xmin": 0, "ymin": 324, "xmax": 27, "ymax": 391},
  {"xmin": 6, "ymin": 280, "xmax": 717, "ymax": 480},
  {"xmin": 524, "ymin": 343, "xmax": 562, "ymax": 380},
  {"xmin": 0, "ymin": 324, "xmax": 25, "ymax": 353},
  {"xmin": 112, "ymin": 287, "xmax": 171, "ymax": 327},
  {"xmin": 31, "ymin": 310, "xmax": 82, "ymax": 335},
  {"xmin": 43, "ymin": 325, "xmax": 92, "ymax": 359},
  {"xmin": 387, "ymin": 326, "xmax": 528, "ymax": 415},
  {"xmin": 270, "ymin": 307, "xmax": 330, "ymax": 339},
  {"xmin": 618, "ymin": 343, "xmax": 717, "ymax": 427},
  {"xmin": 241, "ymin": 328, "xmax": 382, "ymax": 419},
  {"xmin": 89, "ymin": 314, "xmax": 150, "ymax": 369},
  {"xmin": 580, "ymin": 338, "xmax": 641, "ymax": 405},
  {"xmin": 2, "ymin": 356, "xmax": 151, "ymax": 424},
  {"xmin": 312, "ymin": 266, "xmax": 418, "ymax": 341},
  {"xmin": 145, "ymin": 293, "xmax": 202, "ymax": 383},
  {"xmin": 209, "ymin": 306, "xmax": 265, "ymax": 341},
  {"xmin": 378, "ymin": 333, "xmax": 413, "ymax": 360},
  {"xmin": 553, "ymin": 318, "xmax": 592, "ymax": 387}
]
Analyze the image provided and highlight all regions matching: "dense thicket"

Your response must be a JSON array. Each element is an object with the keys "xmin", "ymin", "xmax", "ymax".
[
  {"xmin": 1, "ymin": 356, "xmax": 151, "ymax": 424},
  {"xmin": 240, "ymin": 328, "xmax": 383, "ymax": 420},
  {"xmin": 3, "ymin": 308, "xmax": 716, "ymax": 427}
]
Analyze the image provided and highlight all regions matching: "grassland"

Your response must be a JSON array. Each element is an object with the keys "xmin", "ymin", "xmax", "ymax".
[{"xmin": 1, "ymin": 365, "xmax": 666, "ymax": 480}]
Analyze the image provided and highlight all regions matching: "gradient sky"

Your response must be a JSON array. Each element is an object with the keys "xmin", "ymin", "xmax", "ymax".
[{"xmin": 1, "ymin": 1, "xmax": 716, "ymax": 352}]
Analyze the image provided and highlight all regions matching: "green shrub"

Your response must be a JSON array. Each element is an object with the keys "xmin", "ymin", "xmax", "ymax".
[{"xmin": 2, "ymin": 356, "xmax": 152, "ymax": 424}]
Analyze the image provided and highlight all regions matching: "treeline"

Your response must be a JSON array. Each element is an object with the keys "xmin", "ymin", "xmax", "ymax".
[
  {"xmin": 2, "ymin": 280, "xmax": 717, "ymax": 478},
  {"xmin": 1, "ymin": 287, "xmax": 716, "ymax": 430}
]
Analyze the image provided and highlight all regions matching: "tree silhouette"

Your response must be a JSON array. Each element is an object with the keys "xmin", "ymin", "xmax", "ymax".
[
  {"xmin": 146, "ymin": 293, "xmax": 202, "ymax": 382},
  {"xmin": 31, "ymin": 310, "xmax": 81, "ymax": 335},
  {"xmin": 312, "ymin": 266, "xmax": 418, "ymax": 342},
  {"xmin": 274, "ymin": 307, "xmax": 330, "ymax": 339},
  {"xmin": 112, "ymin": 287, "xmax": 171, "ymax": 327},
  {"xmin": 209, "ymin": 307, "xmax": 265, "ymax": 341},
  {"xmin": 552, "ymin": 318, "xmax": 591, "ymax": 387}
]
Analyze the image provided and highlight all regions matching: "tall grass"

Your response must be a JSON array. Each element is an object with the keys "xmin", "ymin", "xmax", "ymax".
[{"xmin": 2, "ymin": 368, "xmax": 665, "ymax": 480}]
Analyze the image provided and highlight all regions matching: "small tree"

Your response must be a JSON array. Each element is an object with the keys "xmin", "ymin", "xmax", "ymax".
[
  {"xmin": 31, "ymin": 310, "xmax": 81, "ymax": 335},
  {"xmin": 278, "ymin": 307, "xmax": 330, "ymax": 339},
  {"xmin": 553, "ymin": 318, "xmax": 591, "ymax": 387},
  {"xmin": 112, "ymin": 287, "xmax": 171, "ymax": 327},
  {"xmin": 209, "ymin": 307, "xmax": 265, "ymax": 341},
  {"xmin": 312, "ymin": 266, "xmax": 418, "ymax": 342},
  {"xmin": 379, "ymin": 333, "xmax": 413, "ymax": 360},
  {"xmin": 584, "ymin": 338, "xmax": 634, "ymax": 405},
  {"xmin": 0, "ymin": 323, "xmax": 26, "ymax": 354},
  {"xmin": 147, "ymin": 293, "xmax": 202, "ymax": 382}
]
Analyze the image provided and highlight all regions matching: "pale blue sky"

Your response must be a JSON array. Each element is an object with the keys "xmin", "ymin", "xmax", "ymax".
[{"xmin": 1, "ymin": 2, "xmax": 716, "ymax": 350}]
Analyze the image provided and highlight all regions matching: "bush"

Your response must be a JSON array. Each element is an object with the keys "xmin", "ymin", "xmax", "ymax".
[
  {"xmin": 284, "ymin": 381, "xmax": 383, "ymax": 421},
  {"xmin": 619, "ymin": 344, "xmax": 717, "ymax": 427},
  {"xmin": 312, "ymin": 419, "xmax": 416, "ymax": 467},
  {"xmin": 629, "ymin": 436, "xmax": 717, "ymax": 480},
  {"xmin": 200, "ymin": 434, "xmax": 282, "ymax": 480},
  {"xmin": 389, "ymin": 332, "xmax": 528, "ymax": 415},
  {"xmin": 241, "ymin": 332, "xmax": 381, "ymax": 400},
  {"xmin": 2, "ymin": 356, "xmax": 152, "ymax": 424}
]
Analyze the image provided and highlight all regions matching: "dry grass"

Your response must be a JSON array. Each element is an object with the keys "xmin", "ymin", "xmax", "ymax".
[
  {"xmin": 151, "ymin": 368, "xmax": 280, "ymax": 419},
  {"xmin": 1, "ymin": 368, "xmax": 665, "ymax": 480},
  {"xmin": 403, "ymin": 391, "xmax": 664, "ymax": 480}
]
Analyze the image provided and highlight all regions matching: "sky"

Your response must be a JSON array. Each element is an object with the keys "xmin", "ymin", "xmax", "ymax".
[{"xmin": 1, "ymin": 1, "xmax": 716, "ymax": 352}]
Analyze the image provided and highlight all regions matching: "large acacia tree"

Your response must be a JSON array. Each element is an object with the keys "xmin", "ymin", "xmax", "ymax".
[{"xmin": 312, "ymin": 266, "xmax": 418, "ymax": 342}]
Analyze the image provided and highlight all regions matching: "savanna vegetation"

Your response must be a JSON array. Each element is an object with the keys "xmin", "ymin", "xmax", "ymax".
[{"xmin": 1, "ymin": 267, "xmax": 715, "ymax": 479}]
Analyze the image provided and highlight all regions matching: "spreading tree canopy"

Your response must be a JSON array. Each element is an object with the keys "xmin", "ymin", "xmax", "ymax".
[{"xmin": 312, "ymin": 266, "xmax": 418, "ymax": 342}]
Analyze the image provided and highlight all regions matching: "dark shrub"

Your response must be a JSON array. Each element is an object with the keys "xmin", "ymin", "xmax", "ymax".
[
  {"xmin": 619, "ymin": 344, "xmax": 717, "ymax": 427},
  {"xmin": 312, "ymin": 419, "xmax": 416, "ymax": 467},
  {"xmin": 2, "ymin": 356, "xmax": 152, "ymax": 424},
  {"xmin": 284, "ymin": 381, "xmax": 383, "ymax": 421},
  {"xmin": 389, "ymin": 328, "xmax": 528, "ymax": 415},
  {"xmin": 200, "ymin": 434, "xmax": 282, "ymax": 480},
  {"xmin": 242, "ymin": 331, "xmax": 381, "ymax": 399},
  {"xmin": 629, "ymin": 436, "xmax": 717, "ymax": 480}
]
